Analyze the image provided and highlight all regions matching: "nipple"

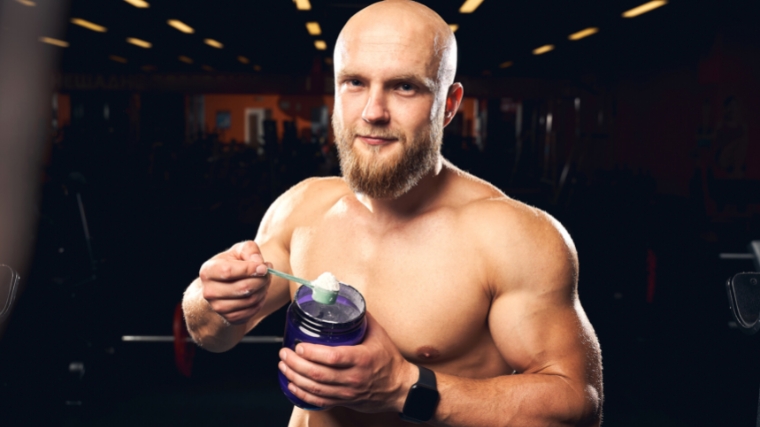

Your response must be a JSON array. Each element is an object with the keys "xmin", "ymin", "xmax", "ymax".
[{"xmin": 416, "ymin": 346, "xmax": 440, "ymax": 360}]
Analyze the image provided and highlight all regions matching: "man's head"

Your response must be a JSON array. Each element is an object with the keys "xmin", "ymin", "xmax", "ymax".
[{"xmin": 332, "ymin": 0, "xmax": 462, "ymax": 199}]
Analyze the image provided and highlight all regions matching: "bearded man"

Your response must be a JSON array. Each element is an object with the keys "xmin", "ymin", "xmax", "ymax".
[{"xmin": 182, "ymin": 1, "xmax": 603, "ymax": 426}]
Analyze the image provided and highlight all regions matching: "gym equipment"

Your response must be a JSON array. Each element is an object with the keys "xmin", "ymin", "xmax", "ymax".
[
  {"xmin": 722, "ymin": 240, "xmax": 760, "ymax": 426},
  {"xmin": 173, "ymin": 303, "xmax": 195, "ymax": 377},
  {"xmin": 0, "ymin": 264, "xmax": 20, "ymax": 323},
  {"xmin": 122, "ymin": 302, "xmax": 282, "ymax": 377},
  {"xmin": 723, "ymin": 240, "xmax": 760, "ymax": 334}
]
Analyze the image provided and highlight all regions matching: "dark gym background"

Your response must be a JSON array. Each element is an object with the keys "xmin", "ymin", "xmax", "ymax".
[{"xmin": 1, "ymin": 0, "xmax": 759, "ymax": 425}]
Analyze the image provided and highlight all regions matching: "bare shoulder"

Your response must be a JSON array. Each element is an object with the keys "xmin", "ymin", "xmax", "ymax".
[
  {"xmin": 447, "ymin": 167, "xmax": 578, "ymax": 297},
  {"xmin": 256, "ymin": 177, "xmax": 350, "ymax": 242}
]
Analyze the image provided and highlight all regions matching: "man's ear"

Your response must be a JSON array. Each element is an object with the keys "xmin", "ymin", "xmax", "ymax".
[{"xmin": 443, "ymin": 83, "xmax": 464, "ymax": 127}]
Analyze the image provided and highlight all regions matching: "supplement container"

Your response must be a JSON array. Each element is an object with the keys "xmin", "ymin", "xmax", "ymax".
[{"xmin": 279, "ymin": 282, "xmax": 367, "ymax": 410}]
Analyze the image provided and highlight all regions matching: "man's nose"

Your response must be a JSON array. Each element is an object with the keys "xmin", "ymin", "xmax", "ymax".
[{"xmin": 361, "ymin": 90, "xmax": 390, "ymax": 124}]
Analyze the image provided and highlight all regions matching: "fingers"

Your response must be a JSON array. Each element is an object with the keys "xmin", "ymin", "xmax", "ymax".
[
  {"xmin": 198, "ymin": 241, "xmax": 273, "ymax": 324},
  {"xmin": 200, "ymin": 240, "xmax": 271, "ymax": 283},
  {"xmin": 280, "ymin": 348, "xmax": 347, "ymax": 384},
  {"xmin": 202, "ymin": 272, "xmax": 269, "ymax": 320},
  {"xmin": 202, "ymin": 276, "xmax": 267, "ymax": 300},
  {"xmin": 279, "ymin": 360, "xmax": 349, "ymax": 399},
  {"xmin": 286, "ymin": 382, "xmax": 342, "ymax": 409},
  {"xmin": 356, "ymin": 312, "xmax": 395, "ymax": 355},
  {"xmin": 279, "ymin": 348, "xmax": 361, "ymax": 406},
  {"xmin": 292, "ymin": 343, "xmax": 358, "ymax": 368},
  {"xmin": 278, "ymin": 312, "xmax": 410, "ymax": 413},
  {"xmin": 212, "ymin": 296, "xmax": 265, "ymax": 325},
  {"xmin": 230, "ymin": 240, "xmax": 263, "ymax": 261},
  {"xmin": 200, "ymin": 258, "xmax": 266, "ymax": 283},
  {"xmin": 208, "ymin": 287, "xmax": 265, "ymax": 311},
  {"xmin": 283, "ymin": 375, "xmax": 348, "ymax": 408}
]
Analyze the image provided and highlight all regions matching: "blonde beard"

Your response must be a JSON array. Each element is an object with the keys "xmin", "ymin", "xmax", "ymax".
[{"xmin": 333, "ymin": 115, "xmax": 442, "ymax": 199}]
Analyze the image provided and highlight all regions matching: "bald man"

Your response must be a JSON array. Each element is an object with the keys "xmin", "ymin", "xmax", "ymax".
[{"xmin": 182, "ymin": 1, "xmax": 602, "ymax": 426}]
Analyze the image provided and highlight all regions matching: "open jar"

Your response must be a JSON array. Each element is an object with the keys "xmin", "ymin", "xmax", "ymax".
[{"xmin": 279, "ymin": 282, "xmax": 367, "ymax": 410}]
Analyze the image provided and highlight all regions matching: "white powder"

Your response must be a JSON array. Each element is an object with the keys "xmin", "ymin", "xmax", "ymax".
[{"xmin": 312, "ymin": 272, "xmax": 340, "ymax": 292}]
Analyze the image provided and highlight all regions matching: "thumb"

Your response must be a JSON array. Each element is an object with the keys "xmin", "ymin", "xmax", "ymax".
[
  {"xmin": 362, "ymin": 311, "xmax": 386, "ymax": 340},
  {"xmin": 233, "ymin": 240, "xmax": 263, "ymax": 262}
]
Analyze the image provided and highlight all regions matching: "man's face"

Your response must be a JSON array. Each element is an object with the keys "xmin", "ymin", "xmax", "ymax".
[{"xmin": 332, "ymin": 22, "xmax": 446, "ymax": 199}]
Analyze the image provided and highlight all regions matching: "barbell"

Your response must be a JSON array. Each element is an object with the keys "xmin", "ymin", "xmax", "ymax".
[{"xmin": 121, "ymin": 302, "xmax": 283, "ymax": 377}]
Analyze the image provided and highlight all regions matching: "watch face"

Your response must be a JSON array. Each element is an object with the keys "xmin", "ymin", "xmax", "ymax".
[{"xmin": 403, "ymin": 384, "xmax": 440, "ymax": 421}]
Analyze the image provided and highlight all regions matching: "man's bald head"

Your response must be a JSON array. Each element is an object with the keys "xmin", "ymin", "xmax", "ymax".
[
  {"xmin": 334, "ymin": 0, "xmax": 457, "ymax": 94},
  {"xmin": 331, "ymin": 1, "xmax": 463, "ymax": 200}
]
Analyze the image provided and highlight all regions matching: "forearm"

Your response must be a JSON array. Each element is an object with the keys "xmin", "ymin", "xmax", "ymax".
[
  {"xmin": 429, "ymin": 372, "xmax": 601, "ymax": 427},
  {"xmin": 182, "ymin": 278, "xmax": 249, "ymax": 352}
]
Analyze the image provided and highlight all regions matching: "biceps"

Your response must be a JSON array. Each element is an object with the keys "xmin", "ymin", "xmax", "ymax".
[{"xmin": 488, "ymin": 292, "xmax": 599, "ymax": 380}]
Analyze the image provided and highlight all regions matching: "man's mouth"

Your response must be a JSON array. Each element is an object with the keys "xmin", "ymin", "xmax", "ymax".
[{"xmin": 357, "ymin": 135, "xmax": 397, "ymax": 146}]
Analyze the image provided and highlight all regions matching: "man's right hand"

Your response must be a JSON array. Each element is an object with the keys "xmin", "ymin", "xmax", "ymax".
[{"xmin": 198, "ymin": 240, "xmax": 272, "ymax": 325}]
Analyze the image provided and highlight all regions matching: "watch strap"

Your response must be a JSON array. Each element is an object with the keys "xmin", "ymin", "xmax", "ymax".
[
  {"xmin": 417, "ymin": 365, "xmax": 437, "ymax": 389},
  {"xmin": 399, "ymin": 365, "xmax": 440, "ymax": 423}
]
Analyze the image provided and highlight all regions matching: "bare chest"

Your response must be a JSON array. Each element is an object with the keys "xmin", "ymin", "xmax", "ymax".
[{"xmin": 288, "ymin": 211, "xmax": 501, "ymax": 372}]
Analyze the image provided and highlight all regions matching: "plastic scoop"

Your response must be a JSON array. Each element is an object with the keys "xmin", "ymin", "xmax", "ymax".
[{"xmin": 267, "ymin": 268, "xmax": 339, "ymax": 305}]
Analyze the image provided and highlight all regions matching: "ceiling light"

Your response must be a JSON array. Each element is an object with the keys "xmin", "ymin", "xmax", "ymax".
[
  {"xmin": 179, "ymin": 55, "xmax": 193, "ymax": 64},
  {"xmin": 306, "ymin": 22, "xmax": 321, "ymax": 36},
  {"xmin": 71, "ymin": 18, "xmax": 107, "ymax": 33},
  {"xmin": 110, "ymin": 55, "xmax": 127, "ymax": 63},
  {"xmin": 459, "ymin": 0, "xmax": 484, "ymax": 14},
  {"xmin": 39, "ymin": 37, "xmax": 68, "ymax": 47},
  {"xmin": 293, "ymin": 0, "xmax": 311, "ymax": 11},
  {"xmin": 204, "ymin": 39, "xmax": 223, "ymax": 48},
  {"xmin": 622, "ymin": 1, "xmax": 667, "ymax": 18},
  {"xmin": 532, "ymin": 44, "xmax": 554, "ymax": 55},
  {"xmin": 201, "ymin": 65, "xmax": 214, "ymax": 72},
  {"xmin": 314, "ymin": 40, "xmax": 327, "ymax": 50},
  {"xmin": 15, "ymin": 0, "xmax": 36, "ymax": 6},
  {"xmin": 253, "ymin": 65, "xmax": 262, "ymax": 71},
  {"xmin": 168, "ymin": 20, "xmax": 194, "ymax": 34},
  {"xmin": 568, "ymin": 27, "xmax": 598, "ymax": 41},
  {"xmin": 124, "ymin": 0, "xmax": 149, "ymax": 8},
  {"xmin": 238, "ymin": 56, "xmax": 250, "ymax": 64},
  {"xmin": 499, "ymin": 61, "xmax": 513, "ymax": 68},
  {"xmin": 127, "ymin": 37, "xmax": 151, "ymax": 48},
  {"xmin": 449, "ymin": 24, "xmax": 459, "ymax": 32}
]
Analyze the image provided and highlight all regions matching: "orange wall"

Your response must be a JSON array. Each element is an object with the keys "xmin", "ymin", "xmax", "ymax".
[{"xmin": 203, "ymin": 94, "xmax": 334, "ymax": 143}]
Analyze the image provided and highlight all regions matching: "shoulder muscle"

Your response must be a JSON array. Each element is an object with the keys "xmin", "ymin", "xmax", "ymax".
[
  {"xmin": 256, "ymin": 177, "xmax": 348, "ymax": 247},
  {"xmin": 464, "ymin": 198, "xmax": 578, "ymax": 299}
]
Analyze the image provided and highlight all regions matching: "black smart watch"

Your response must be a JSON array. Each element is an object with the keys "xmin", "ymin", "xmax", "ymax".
[{"xmin": 399, "ymin": 365, "xmax": 440, "ymax": 423}]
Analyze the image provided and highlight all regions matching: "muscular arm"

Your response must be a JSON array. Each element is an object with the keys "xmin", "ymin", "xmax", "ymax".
[
  {"xmin": 429, "ymin": 209, "xmax": 602, "ymax": 426},
  {"xmin": 429, "ymin": 301, "xmax": 602, "ymax": 427}
]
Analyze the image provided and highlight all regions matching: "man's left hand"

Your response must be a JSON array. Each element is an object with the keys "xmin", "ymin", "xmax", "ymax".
[{"xmin": 278, "ymin": 312, "xmax": 416, "ymax": 412}]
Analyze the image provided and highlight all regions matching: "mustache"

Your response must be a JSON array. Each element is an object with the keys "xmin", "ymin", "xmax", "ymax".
[{"xmin": 348, "ymin": 126, "xmax": 403, "ymax": 140}]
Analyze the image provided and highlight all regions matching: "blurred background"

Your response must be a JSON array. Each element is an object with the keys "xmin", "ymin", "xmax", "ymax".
[{"xmin": 0, "ymin": 0, "xmax": 759, "ymax": 425}]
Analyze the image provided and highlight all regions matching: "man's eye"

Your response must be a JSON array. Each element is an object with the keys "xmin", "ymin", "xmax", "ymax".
[
  {"xmin": 348, "ymin": 79, "xmax": 362, "ymax": 87},
  {"xmin": 399, "ymin": 83, "xmax": 414, "ymax": 91}
]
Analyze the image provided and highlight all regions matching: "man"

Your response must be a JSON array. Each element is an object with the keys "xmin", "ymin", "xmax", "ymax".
[{"xmin": 182, "ymin": 1, "xmax": 603, "ymax": 425}]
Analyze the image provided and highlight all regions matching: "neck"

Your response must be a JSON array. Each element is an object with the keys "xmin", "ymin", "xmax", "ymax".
[{"xmin": 354, "ymin": 155, "xmax": 446, "ymax": 222}]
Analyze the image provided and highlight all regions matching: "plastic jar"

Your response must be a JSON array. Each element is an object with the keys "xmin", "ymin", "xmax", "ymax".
[{"xmin": 279, "ymin": 282, "xmax": 367, "ymax": 410}]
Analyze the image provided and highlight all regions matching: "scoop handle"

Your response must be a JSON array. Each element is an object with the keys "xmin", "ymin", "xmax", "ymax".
[{"xmin": 267, "ymin": 268, "xmax": 313, "ymax": 288}]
